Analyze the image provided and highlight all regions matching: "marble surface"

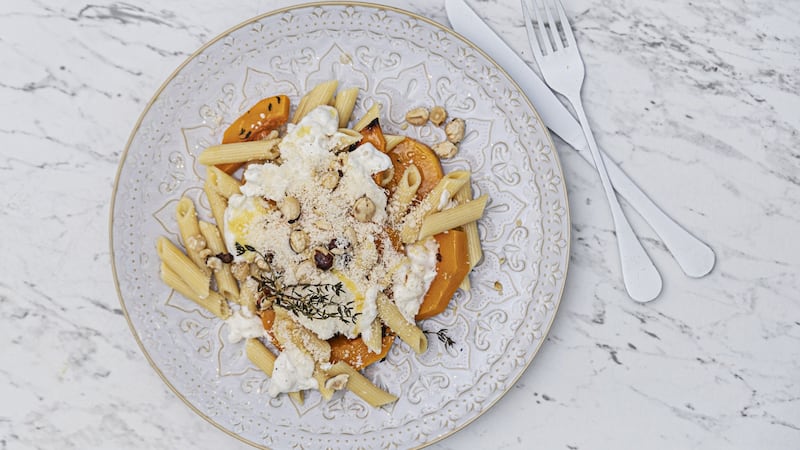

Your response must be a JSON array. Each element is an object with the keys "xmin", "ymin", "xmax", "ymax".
[{"xmin": 1, "ymin": 0, "xmax": 798, "ymax": 449}]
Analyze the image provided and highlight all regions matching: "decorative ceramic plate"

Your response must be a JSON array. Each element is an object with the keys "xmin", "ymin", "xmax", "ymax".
[{"xmin": 111, "ymin": 2, "xmax": 569, "ymax": 449}]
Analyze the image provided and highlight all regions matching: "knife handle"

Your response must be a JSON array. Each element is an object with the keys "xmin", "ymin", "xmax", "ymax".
[{"xmin": 587, "ymin": 147, "xmax": 716, "ymax": 278}]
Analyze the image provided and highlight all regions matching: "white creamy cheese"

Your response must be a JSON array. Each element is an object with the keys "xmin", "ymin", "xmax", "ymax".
[
  {"xmin": 392, "ymin": 236, "xmax": 439, "ymax": 323},
  {"xmin": 267, "ymin": 343, "xmax": 318, "ymax": 397},
  {"xmin": 225, "ymin": 309, "xmax": 266, "ymax": 343},
  {"xmin": 339, "ymin": 143, "xmax": 392, "ymax": 223}
]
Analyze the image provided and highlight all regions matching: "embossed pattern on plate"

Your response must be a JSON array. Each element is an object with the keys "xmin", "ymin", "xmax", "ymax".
[{"xmin": 111, "ymin": 2, "xmax": 569, "ymax": 449}]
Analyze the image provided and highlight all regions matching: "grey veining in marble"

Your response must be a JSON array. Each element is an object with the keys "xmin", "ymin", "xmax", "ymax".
[{"xmin": 1, "ymin": 0, "xmax": 798, "ymax": 449}]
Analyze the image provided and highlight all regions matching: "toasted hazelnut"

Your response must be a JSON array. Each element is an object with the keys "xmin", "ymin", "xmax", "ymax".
[
  {"xmin": 289, "ymin": 229, "xmax": 310, "ymax": 253},
  {"xmin": 313, "ymin": 247, "xmax": 334, "ymax": 270},
  {"xmin": 353, "ymin": 196, "xmax": 376, "ymax": 222},
  {"xmin": 432, "ymin": 141, "xmax": 458, "ymax": 159},
  {"xmin": 186, "ymin": 234, "xmax": 207, "ymax": 252},
  {"xmin": 205, "ymin": 256, "xmax": 222, "ymax": 271},
  {"xmin": 198, "ymin": 248, "xmax": 213, "ymax": 260},
  {"xmin": 320, "ymin": 171, "xmax": 339, "ymax": 190},
  {"xmin": 231, "ymin": 261, "xmax": 249, "ymax": 281},
  {"xmin": 280, "ymin": 196, "xmax": 301, "ymax": 222},
  {"xmin": 445, "ymin": 118, "xmax": 466, "ymax": 144},
  {"xmin": 429, "ymin": 106, "xmax": 447, "ymax": 126},
  {"xmin": 405, "ymin": 107, "xmax": 429, "ymax": 126}
]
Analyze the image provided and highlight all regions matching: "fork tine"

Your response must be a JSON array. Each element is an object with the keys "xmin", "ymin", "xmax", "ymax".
[
  {"xmin": 554, "ymin": 0, "xmax": 576, "ymax": 47},
  {"xmin": 528, "ymin": 0, "xmax": 553, "ymax": 55},
  {"xmin": 520, "ymin": 0, "xmax": 545, "ymax": 57},
  {"xmin": 541, "ymin": 0, "xmax": 563, "ymax": 50}
]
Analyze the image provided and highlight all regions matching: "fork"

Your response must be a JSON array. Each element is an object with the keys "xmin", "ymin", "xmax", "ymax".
[{"xmin": 521, "ymin": 0, "xmax": 662, "ymax": 302}]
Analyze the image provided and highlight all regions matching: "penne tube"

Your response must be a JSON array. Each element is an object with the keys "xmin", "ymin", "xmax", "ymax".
[
  {"xmin": 203, "ymin": 179, "xmax": 229, "ymax": 241},
  {"xmin": 157, "ymin": 236, "xmax": 210, "ymax": 299},
  {"xmin": 377, "ymin": 294, "xmax": 427, "ymax": 354},
  {"xmin": 417, "ymin": 194, "xmax": 488, "ymax": 241},
  {"xmin": 246, "ymin": 338, "xmax": 277, "ymax": 375},
  {"xmin": 206, "ymin": 166, "xmax": 241, "ymax": 199},
  {"xmin": 289, "ymin": 391, "xmax": 304, "ymax": 405},
  {"xmin": 400, "ymin": 170, "xmax": 471, "ymax": 243},
  {"xmin": 175, "ymin": 197, "xmax": 210, "ymax": 275},
  {"xmin": 198, "ymin": 139, "xmax": 280, "ymax": 166},
  {"xmin": 396, "ymin": 165, "xmax": 422, "ymax": 208},
  {"xmin": 383, "ymin": 134, "xmax": 405, "ymax": 151},
  {"xmin": 454, "ymin": 184, "xmax": 484, "ymax": 269},
  {"xmin": 324, "ymin": 361, "xmax": 398, "ymax": 407},
  {"xmin": 334, "ymin": 87, "xmax": 359, "ymax": 127},
  {"xmin": 292, "ymin": 80, "xmax": 339, "ymax": 123},
  {"xmin": 353, "ymin": 103, "xmax": 381, "ymax": 131},
  {"xmin": 198, "ymin": 220, "xmax": 240, "ymax": 302},
  {"xmin": 160, "ymin": 262, "xmax": 230, "ymax": 319}
]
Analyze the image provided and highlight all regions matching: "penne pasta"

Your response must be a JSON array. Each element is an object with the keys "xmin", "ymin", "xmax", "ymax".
[
  {"xmin": 160, "ymin": 262, "xmax": 230, "ymax": 319},
  {"xmin": 334, "ymin": 87, "xmax": 359, "ymax": 127},
  {"xmin": 395, "ymin": 165, "xmax": 422, "ymax": 208},
  {"xmin": 383, "ymin": 134, "xmax": 405, "ymax": 151},
  {"xmin": 292, "ymin": 80, "xmax": 339, "ymax": 123},
  {"xmin": 206, "ymin": 166, "xmax": 241, "ymax": 199},
  {"xmin": 198, "ymin": 139, "xmax": 280, "ymax": 166},
  {"xmin": 377, "ymin": 294, "xmax": 427, "ymax": 354},
  {"xmin": 400, "ymin": 170, "xmax": 471, "ymax": 243},
  {"xmin": 198, "ymin": 220, "xmax": 240, "ymax": 302},
  {"xmin": 353, "ymin": 103, "xmax": 381, "ymax": 131},
  {"xmin": 324, "ymin": 361, "xmax": 398, "ymax": 407},
  {"xmin": 454, "ymin": 183, "xmax": 482, "ymax": 293},
  {"xmin": 203, "ymin": 179, "xmax": 228, "ymax": 240},
  {"xmin": 175, "ymin": 197, "xmax": 210, "ymax": 275},
  {"xmin": 417, "ymin": 194, "xmax": 488, "ymax": 240},
  {"xmin": 245, "ymin": 338, "xmax": 277, "ymax": 375},
  {"xmin": 361, "ymin": 319, "xmax": 383, "ymax": 355},
  {"xmin": 157, "ymin": 236, "xmax": 210, "ymax": 299}
]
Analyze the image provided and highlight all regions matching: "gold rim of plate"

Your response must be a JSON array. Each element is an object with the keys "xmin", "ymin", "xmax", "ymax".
[{"xmin": 108, "ymin": 2, "xmax": 571, "ymax": 448}]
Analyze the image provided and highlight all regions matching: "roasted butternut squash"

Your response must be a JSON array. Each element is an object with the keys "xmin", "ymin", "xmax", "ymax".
[
  {"xmin": 329, "ymin": 332, "xmax": 395, "ymax": 371},
  {"xmin": 415, "ymin": 230, "xmax": 471, "ymax": 320},
  {"xmin": 387, "ymin": 138, "xmax": 443, "ymax": 200},
  {"xmin": 218, "ymin": 95, "xmax": 291, "ymax": 174}
]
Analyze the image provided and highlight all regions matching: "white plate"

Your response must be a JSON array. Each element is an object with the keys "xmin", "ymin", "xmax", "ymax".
[{"xmin": 110, "ymin": 2, "xmax": 570, "ymax": 448}]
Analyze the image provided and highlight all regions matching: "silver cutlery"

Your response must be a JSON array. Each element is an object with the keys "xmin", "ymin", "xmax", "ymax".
[
  {"xmin": 445, "ymin": 0, "xmax": 716, "ymax": 280},
  {"xmin": 521, "ymin": 0, "xmax": 662, "ymax": 302}
]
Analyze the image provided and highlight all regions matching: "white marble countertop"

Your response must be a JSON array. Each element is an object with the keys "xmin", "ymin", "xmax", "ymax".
[{"xmin": 2, "ymin": 0, "xmax": 798, "ymax": 449}]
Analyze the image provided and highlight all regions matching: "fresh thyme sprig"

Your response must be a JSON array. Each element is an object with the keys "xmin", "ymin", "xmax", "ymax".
[
  {"xmin": 424, "ymin": 328, "xmax": 456, "ymax": 349},
  {"xmin": 236, "ymin": 242, "xmax": 359, "ymax": 324}
]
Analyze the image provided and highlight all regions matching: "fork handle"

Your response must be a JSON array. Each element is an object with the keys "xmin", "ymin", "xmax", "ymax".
[{"xmin": 570, "ymin": 100, "xmax": 663, "ymax": 302}]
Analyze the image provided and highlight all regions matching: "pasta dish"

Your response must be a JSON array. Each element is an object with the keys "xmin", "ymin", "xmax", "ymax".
[{"xmin": 156, "ymin": 80, "xmax": 487, "ymax": 406}]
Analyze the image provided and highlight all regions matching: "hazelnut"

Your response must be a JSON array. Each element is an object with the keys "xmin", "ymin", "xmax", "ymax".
[
  {"xmin": 289, "ymin": 229, "xmax": 310, "ymax": 253},
  {"xmin": 405, "ymin": 107, "xmax": 429, "ymax": 126},
  {"xmin": 353, "ymin": 196, "xmax": 376, "ymax": 222},
  {"xmin": 231, "ymin": 261, "xmax": 249, "ymax": 281},
  {"xmin": 313, "ymin": 247, "xmax": 334, "ymax": 270},
  {"xmin": 432, "ymin": 141, "xmax": 458, "ymax": 159},
  {"xmin": 280, "ymin": 196, "xmax": 301, "ymax": 222},
  {"xmin": 205, "ymin": 256, "xmax": 222, "ymax": 271},
  {"xmin": 445, "ymin": 118, "xmax": 466, "ymax": 144},
  {"xmin": 186, "ymin": 234, "xmax": 207, "ymax": 252},
  {"xmin": 429, "ymin": 106, "xmax": 447, "ymax": 126},
  {"xmin": 320, "ymin": 171, "xmax": 339, "ymax": 190}
]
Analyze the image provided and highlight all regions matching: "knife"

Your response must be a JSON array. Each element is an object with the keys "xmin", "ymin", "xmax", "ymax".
[{"xmin": 445, "ymin": 0, "xmax": 715, "ymax": 278}]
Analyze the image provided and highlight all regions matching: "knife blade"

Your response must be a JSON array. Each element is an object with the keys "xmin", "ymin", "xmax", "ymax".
[{"xmin": 445, "ymin": 0, "xmax": 716, "ymax": 278}]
